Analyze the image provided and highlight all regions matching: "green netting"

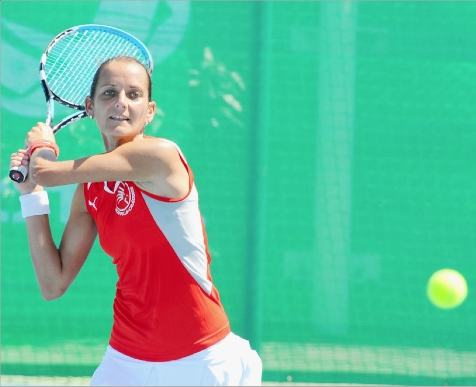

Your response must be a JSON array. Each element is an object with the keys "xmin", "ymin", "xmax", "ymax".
[{"xmin": 1, "ymin": 1, "xmax": 475, "ymax": 385}]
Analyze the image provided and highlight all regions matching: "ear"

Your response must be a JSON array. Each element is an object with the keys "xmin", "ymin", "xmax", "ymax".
[
  {"xmin": 145, "ymin": 101, "xmax": 156, "ymax": 125},
  {"xmin": 85, "ymin": 96, "xmax": 94, "ymax": 117}
]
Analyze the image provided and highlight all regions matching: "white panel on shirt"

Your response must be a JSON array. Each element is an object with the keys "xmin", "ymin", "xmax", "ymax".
[{"xmin": 141, "ymin": 185, "xmax": 213, "ymax": 296}]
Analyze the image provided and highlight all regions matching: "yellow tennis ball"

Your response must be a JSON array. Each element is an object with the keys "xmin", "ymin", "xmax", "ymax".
[{"xmin": 427, "ymin": 269, "xmax": 468, "ymax": 309}]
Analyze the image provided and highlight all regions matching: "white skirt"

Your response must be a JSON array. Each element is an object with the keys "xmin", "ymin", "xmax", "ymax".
[{"xmin": 89, "ymin": 332, "xmax": 262, "ymax": 386}]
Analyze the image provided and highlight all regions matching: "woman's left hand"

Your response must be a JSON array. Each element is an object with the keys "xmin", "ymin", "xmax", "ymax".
[{"xmin": 10, "ymin": 149, "xmax": 41, "ymax": 194}]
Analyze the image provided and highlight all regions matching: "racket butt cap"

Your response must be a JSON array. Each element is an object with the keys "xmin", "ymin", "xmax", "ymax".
[{"xmin": 9, "ymin": 165, "xmax": 28, "ymax": 183}]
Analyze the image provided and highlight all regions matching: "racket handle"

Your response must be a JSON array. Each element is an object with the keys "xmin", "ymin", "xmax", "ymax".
[{"xmin": 9, "ymin": 165, "xmax": 28, "ymax": 183}]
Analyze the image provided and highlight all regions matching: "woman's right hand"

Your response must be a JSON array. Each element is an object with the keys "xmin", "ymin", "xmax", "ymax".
[{"xmin": 10, "ymin": 149, "xmax": 42, "ymax": 195}]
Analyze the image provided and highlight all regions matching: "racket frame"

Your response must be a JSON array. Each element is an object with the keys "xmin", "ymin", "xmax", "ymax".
[
  {"xmin": 40, "ymin": 24, "xmax": 153, "ymax": 133},
  {"xmin": 9, "ymin": 24, "xmax": 153, "ymax": 182}
]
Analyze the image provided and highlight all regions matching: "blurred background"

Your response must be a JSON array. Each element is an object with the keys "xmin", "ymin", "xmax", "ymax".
[{"xmin": 1, "ymin": 1, "xmax": 476, "ymax": 385}]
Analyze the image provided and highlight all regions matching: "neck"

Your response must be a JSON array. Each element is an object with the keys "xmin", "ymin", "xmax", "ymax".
[{"xmin": 102, "ymin": 132, "xmax": 144, "ymax": 151}]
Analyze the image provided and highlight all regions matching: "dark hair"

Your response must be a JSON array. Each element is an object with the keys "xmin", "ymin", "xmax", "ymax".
[{"xmin": 89, "ymin": 56, "xmax": 152, "ymax": 101}]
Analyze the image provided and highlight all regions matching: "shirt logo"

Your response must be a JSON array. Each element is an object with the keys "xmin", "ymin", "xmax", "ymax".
[
  {"xmin": 115, "ymin": 182, "xmax": 135, "ymax": 216},
  {"xmin": 88, "ymin": 197, "xmax": 98, "ymax": 211}
]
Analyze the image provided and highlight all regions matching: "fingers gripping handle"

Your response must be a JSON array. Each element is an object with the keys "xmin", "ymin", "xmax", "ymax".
[{"xmin": 9, "ymin": 141, "xmax": 59, "ymax": 183}]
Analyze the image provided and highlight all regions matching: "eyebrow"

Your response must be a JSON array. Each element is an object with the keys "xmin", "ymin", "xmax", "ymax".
[{"xmin": 99, "ymin": 83, "xmax": 144, "ymax": 89}]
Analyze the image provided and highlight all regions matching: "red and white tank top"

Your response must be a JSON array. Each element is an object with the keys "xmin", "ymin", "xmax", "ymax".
[{"xmin": 83, "ymin": 142, "xmax": 230, "ymax": 361}]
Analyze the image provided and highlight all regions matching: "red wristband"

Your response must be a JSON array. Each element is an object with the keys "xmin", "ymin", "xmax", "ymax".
[{"xmin": 28, "ymin": 140, "xmax": 60, "ymax": 158}]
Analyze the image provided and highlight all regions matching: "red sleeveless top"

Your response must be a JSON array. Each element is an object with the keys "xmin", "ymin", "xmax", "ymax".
[{"xmin": 84, "ymin": 142, "xmax": 230, "ymax": 361}]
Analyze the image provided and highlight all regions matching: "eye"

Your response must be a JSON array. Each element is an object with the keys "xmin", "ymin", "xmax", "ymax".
[
  {"xmin": 104, "ymin": 90, "xmax": 115, "ymax": 96},
  {"xmin": 130, "ymin": 91, "xmax": 141, "ymax": 99}
]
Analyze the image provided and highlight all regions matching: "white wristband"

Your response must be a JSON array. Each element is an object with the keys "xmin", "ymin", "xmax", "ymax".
[{"xmin": 19, "ymin": 191, "xmax": 50, "ymax": 218}]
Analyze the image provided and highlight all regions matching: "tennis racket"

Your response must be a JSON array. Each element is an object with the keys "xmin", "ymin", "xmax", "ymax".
[{"xmin": 9, "ymin": 24, "xmax": 153, "ymax": 183}]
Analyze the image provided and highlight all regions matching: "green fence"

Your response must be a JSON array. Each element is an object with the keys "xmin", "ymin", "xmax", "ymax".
[{"xmin": 2, "ymin": 1, "xmax": 476, "ymax": 385}]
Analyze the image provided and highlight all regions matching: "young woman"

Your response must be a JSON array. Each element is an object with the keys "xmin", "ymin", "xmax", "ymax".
[{"xmin": 10, "ymin": 56, "xmax": 262, "ymax": 386}]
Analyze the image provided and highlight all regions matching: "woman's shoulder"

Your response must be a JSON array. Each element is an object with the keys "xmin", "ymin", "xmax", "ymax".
[
  {"xmin": 142, "ymin": 136, "xmax": 184, "ymax": 156},
  {"xmin": 130, "ymin": 137, "xmax": 189, "ymax": 170},
  {"xmin": 142, "ymin": 136, "xmax": 180, "ymax": 148}
]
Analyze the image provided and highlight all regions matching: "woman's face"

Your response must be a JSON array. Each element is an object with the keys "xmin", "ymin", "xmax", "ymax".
[{"xmin": 86, "ymin": 59, "xmax": 155, "ymax": 140}]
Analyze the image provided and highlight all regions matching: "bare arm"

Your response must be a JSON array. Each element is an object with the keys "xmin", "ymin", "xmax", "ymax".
[
  {"xmin": 26, "ymin": 184, "xmax": 97, "ymax": 300},
  {"xmin": 30, "ymin": 138, "xmax": 189, "ymax": 198}
]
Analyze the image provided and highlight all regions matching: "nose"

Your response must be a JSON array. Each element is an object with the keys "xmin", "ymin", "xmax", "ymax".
[{"xmin": 115, "ymin": 91, "xmax": 126, "ymax": 108}]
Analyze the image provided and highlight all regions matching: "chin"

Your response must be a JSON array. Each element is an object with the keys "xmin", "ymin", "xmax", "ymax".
[{"xmin": 108, "ymin": 122, "xmax": 133, "ymax": 132}]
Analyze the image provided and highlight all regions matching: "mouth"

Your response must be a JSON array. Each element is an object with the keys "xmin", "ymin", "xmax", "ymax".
[{"xmin": 109, "ymin": 115, "xmax": 130, "ymax": 121}]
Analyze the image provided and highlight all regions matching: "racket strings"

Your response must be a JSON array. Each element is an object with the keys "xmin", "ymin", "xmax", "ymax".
[{"xmin": 45, "ymin": 29, "xmax": 150, "ymax": 107}]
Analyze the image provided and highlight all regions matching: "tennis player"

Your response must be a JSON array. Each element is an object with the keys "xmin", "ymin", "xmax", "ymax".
[{"xmin": 9, "ymin": 56, "xmax": 262, "ymax": 386}]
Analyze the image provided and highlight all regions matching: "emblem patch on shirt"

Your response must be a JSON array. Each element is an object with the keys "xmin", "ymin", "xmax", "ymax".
[{"xmin": 115, "ymin": 182, "xmax": 135, "ymax": 216}]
